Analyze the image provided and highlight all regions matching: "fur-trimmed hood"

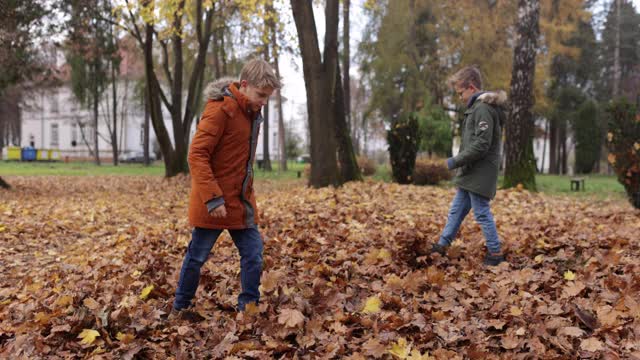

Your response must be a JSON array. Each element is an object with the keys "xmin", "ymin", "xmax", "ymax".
[
  {"xmin": 204, "ymin": 76, "xmax": 237, "ymax": 100},
  {"xmin": 476, "ymin": 90, "xmax": 508, "ymax": 107}
]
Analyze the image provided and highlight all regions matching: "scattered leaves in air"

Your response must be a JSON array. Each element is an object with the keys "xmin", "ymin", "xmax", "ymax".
[{"xmin": 0, "ymin": 176, "xmax": 638, "ymax": 358}]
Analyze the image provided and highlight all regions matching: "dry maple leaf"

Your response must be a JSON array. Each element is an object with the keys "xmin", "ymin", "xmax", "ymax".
[
  {"xmin": 580, "ymin": 337, "xmax": 604, "ymax": 352},
  {"xmin": 277, "ymin": 308, "xmax": 305, "ymax": 328},
  {"xmin": 77, "ymin": 329, "xmax": 100, "ymax": 345}
]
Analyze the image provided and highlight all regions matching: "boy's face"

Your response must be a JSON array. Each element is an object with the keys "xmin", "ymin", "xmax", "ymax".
[
  {"xmin": 454, "ymin": 83, "xmax": 478, "ymax": 104},
  {"xmin": 239, "ymin": 80, "xmax": 275, "ymax": 112}
]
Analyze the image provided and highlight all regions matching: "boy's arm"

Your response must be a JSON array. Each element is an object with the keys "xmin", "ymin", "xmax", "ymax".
[
  {"xmin": 446, "ymin": 105, "xmax": 495, "ymax": 170},
  {"xmin": 188, "ymin": 103, "xmax": 227, "ymax": 210}
]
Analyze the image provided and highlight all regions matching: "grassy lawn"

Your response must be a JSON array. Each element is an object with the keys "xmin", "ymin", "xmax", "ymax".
[
  {"xmin": 2, "ymin": 160, "xmax": 626, "ymax": 200},
  {"xmin": 0, "ymin": 161, "xmax": 166, "ymax": 176},
  {"xmin": 0, "ymin": 160, "xmax": 307, "ymax": 179}
]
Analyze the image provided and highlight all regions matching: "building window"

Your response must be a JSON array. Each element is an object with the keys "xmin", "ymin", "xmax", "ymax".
[
  {"xmin": 49, "ymin": 92, "xmax": 59, "ymax": 113},
  {"xmin": 51, "ymin": 123, "xmax": 59, "ymax": 147}
]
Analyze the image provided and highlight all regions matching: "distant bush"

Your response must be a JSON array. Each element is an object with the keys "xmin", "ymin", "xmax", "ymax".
[
  {"xmin": 412, "ymin": 159, "xmax": 452, "ymax": 185},
  {"xmin": 357, "ymin": 156, "xmax": 377, "ymax": 176},
  {"xmin": 606, "ymin": 99, "xmax": 640, "ymax": 209}
]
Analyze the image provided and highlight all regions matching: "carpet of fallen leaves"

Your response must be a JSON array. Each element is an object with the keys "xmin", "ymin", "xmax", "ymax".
[{"xmin": 1, "ymin": 176, "xmax": 639, "ymax": 359}]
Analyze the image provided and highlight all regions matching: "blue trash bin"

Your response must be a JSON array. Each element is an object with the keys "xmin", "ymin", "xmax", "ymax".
[{"xmin": 21, "ymin": 147, "xmax": 37, "ymax": 161}]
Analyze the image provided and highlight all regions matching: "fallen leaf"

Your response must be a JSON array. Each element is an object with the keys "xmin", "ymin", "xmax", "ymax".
[
  {"xmin": 139, "ymin": 285, "xmax": 154, "ymax": 300},
  {"xmin": 557, "ymin": 326, "xmax": 585, "ymax": 337},
  {"xmin": 564, "ymin": 271, "xmax": 576, "ymax": 281},
  {"xmin": 77, "ymin": 329, "xmax": 100, "ymax": 345},
  {"xmin": 580, "ymin": 337, "xmax": 604, "ymax": 352},
  {"xmin": 277, "ymin": 308, "xmax": 305, "ymax": 328},
  {"xmin": 388, "ymin": 337, "xmax": 410, "ymax": 359},
  {"xmin": 362, "ymin": 296, "xmax": 382, "ymax": 314}
]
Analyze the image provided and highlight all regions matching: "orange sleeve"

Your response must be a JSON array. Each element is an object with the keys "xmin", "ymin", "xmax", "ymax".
[{"xmin": 188, "ymin": 102, "xmax": 227, "ymax": 204}]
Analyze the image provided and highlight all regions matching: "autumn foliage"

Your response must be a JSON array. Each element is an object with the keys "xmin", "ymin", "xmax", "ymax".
[
  {"xmin": 0, "ymin": 176, "xmax": 639, "ymax": 358},
  {"xmin": 412, "ymin": 159, "xmax": 452, "ymax": 186},
  {"xmin": 606, "ymin": 99, "xmax": 640, "ymax": 209}
]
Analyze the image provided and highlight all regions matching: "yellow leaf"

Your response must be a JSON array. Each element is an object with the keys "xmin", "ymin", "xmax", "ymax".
[
  {"xmin": 77, "ymin": 329, "xmax": 100, "ymax": 345},
  {"xmin": 377, "ymin": 248, "xmax": 391, "ymax": 259},
  {"xmin": 607, "ymin": 132, "xmax": 613, "ymax": 142},
  {"xmin": 0, "ymin": 225, "xmax": 5, "ymax": 232},
  {"xmin": 608, "ymin": 153, "xmax": 616, "ymax": 165},
  {"xmin": 139, "ymin": 285, "xmax": 154, "ymax": 300},
  {"xmin": 362, "ymin": 296, "xmax": 382, "ymax": 314},
  {"xmin": 116, "ymin": 332, "xmax": 135, "ymax": 344},
  {"xmin": 388, "ymin": 337, "xmax": 411, "ymax": 359},
  {"xmin": 634, "ymin": 142, "xmax": 640, "ymax": 151},
  {"xmin": 534, "ymin": 255, "xmax": 544, "ymax": 263},
  {"xmin": 510, "ymin": 306, "xmax": 523, "ymax": 316},
  {"xmin": 408, "ymin": 349, "xmax": 432, "ymax": 359},
  {"xmin": 55, "ymin": 295, "xmax": 74, "ymax": 307},
  {"xmin": 564, "ymin": 270, "xmax": 576, "ymax": 281}
]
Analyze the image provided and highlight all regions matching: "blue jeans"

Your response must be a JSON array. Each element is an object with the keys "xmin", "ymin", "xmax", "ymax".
[
  {"xmin": 438, "ymin": 188, "xmax": 501, "ymax": 254},
  {"xmin": 173, "ymin": 227, "xmax": 264, "ymax": 311}
]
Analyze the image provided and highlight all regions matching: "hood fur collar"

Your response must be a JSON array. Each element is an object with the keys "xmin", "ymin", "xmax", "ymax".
[
  {"xmin": 477, "ymin": 90, "xmax": 508, "ymax": 106},
  {"xmin": 204, "ymin": 76, "xmax": 237, "ymax": 100}
]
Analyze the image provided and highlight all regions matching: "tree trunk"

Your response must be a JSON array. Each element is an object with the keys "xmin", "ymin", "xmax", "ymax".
[
  {"xmin": 137, "ymin": 0, "xmax": 214, "ymax": 177},
  {"xmin": 110, "ymin": 47, "xmax": 119, "ymax": 166},
  {"xmin": 291, "ymin": 0, "xmax": 341, "ymax": 187},
  {"xmin": 342, "ymin": 0, "xmax": 352, "ymax": 146},
  {"xmin": 334, "ymin": 62, "xmax": 362, "ymax": 182},
  {"xmin": 504, "ymin": 0, "xmax": 539, "ymax": 190},
  {"xmin": 612, "ymin": 0, "xmax": 621, "ymax": 98},
  {"xmin": 549, "ymin": 119, "xmax": 558, "ymax": 174},
  {"xmin": 262, "ymin": 99, "xmax": 272, "ymax": 170},
  {"xmin": 261, "ymin": 44, "xmax": 272, "ymax": 171},
  {"xmin": 560, "ymin": 122, "xmax": 568, "ymax": 174},
  {"xmin": 144, "ymin": 85, "xmax": 150, "ymax": 166},
  {"xmin": 93, "ymin": 62, "xmax": 101, "ymax": 166},
  {"xmin": 541, "ymin": 118, "xmax": 548, "ymax": 173},
  {"xmin": 268, "ymin": 3, "xmax": 287, "ymax": 172},
  {"xmin": 0, "ymin": 176, "xmax": 10, "ymax": 189}
]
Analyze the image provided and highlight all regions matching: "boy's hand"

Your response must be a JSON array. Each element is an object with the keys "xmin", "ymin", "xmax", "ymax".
[{"xmin": 209, "ymin": 205, "xmax": 227, "ymax": 218}]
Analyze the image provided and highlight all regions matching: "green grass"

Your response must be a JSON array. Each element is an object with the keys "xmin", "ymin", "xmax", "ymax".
[
  {"xmin": 0, "ymin": 161, "xmax": 166, "ymax": 176},
  {"xmin": 0, "ymin": 160, "xmax": 308, "ymax": 179},
  {"xmin": 1, "ymin": 160, "xmax": 626, "ymax": 200},
  {"xmin": 523, "ymin": 174, "xmax": 625, "ymax": 199}
]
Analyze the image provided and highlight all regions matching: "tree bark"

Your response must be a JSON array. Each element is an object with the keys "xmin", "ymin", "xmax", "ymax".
[
  {"xmin": 342, "ymin": 0, "xmax": 352, "ymax": 148},
  {"xmin": 268, "ymin": 2, "xmax": 287, "ymax": 172},
  {"xmin": 144, "ymin": 84, "xmax": 150, "ymax": 166},
  {"xmin": 504, "ymin": 0, "xmax": 539, "ymax": 190},
  {"xmin": 612, "ymin": 0, "xmax": 621, "ymax": 98},
  {"xmin": 110, "ymin": 34, "xmax": 119, "ymax": 166},
  {"xmin": 136, "ymin": 0, "xmax": 214, "ymax": 177},
  {"xmin": 93, "ymin": 61, "xmax": 101, "ymax": 166},
  {"xmin": 549, "ymin": 119, "xmax": 558, "ymax": 174},
  {"xmin": 261, "ymin": 38, "xmax": 272, "ymax": 171},
  {"xmin": 334, "ymin": 62, "xmax": 361, "ymax": 182}
]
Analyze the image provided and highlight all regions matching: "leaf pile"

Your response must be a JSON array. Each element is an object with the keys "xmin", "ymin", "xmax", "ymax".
[{"xmin": 1, "ymin": 176, "xmax": 639, "ymax": 359}]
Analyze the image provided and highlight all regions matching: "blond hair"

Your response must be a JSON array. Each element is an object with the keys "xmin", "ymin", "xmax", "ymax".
[
  {"xmin": 240, "ymin": 59, "xmax": 282, "ymax": 89},
  {"xmin": 448, "ymin": 66, "xmax": 483, "ymax": 90}
]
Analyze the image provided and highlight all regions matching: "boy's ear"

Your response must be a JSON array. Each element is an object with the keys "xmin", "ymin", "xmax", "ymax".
[{"xmin": 240, "ymin": 80, "xmax": 248, "ymax": 88}]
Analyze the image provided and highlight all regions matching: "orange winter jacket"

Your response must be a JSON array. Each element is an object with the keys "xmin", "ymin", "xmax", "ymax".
[{"xmin": 188, "ymin": 78, "xmax": 262, "ymax": 229}]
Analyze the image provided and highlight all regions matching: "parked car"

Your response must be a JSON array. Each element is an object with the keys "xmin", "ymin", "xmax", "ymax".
[{"xmin": 119, "ymin": 151, "xmax": 156, "ymax": 163}]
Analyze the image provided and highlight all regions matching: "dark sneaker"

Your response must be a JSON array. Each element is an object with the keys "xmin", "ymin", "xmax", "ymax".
[
  {"xmin": 168, "ymin": 307, "xmax": 206, "ymax": 323},
  {"xmin": 483, "ymin": 252, "xmax": 506, "ymax": 266},
  {"xmin": 430, "ymin": 243, "xmax": 448, "ymax": 257}
]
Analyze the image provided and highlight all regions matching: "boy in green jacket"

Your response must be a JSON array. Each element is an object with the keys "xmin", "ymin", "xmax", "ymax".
[{"xmin": 432, "ymin": 66, "xmax": 507, "ymax": 266}]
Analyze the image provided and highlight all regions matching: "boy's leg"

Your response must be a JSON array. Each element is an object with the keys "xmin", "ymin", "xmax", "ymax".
[
  {"xmin": 229, "ymin": 226, "xmax": 264, "ymax": 311},
  {"xmin": 173, "ymin": 227, "xmax": 223, "ymax": 310},
  {"xmin": 468, "ymin": 192, "xmax": 501, "ymax": 254},
  {"xmin": 437, "ymin": 188, "xmax": 472, "ymax": 247}
]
